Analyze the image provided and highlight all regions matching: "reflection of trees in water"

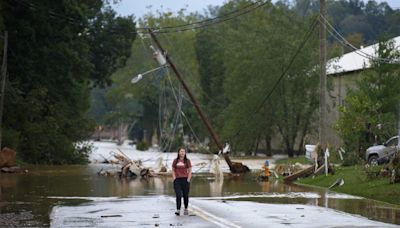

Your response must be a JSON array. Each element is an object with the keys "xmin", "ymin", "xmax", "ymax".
[
  {"xmin": 0, "ymin": 174, "xmax": 17, "ymax": 200},
  {"xmin": 116, "ymin": 177, "xmax": 171, "ymax": 197},
  {"xmin": 117, "ymin": 178, "xmax": 145, "ymax": 197},
  {"xmin": 209, "ymin": 179, "xmax": 224, "ymax": 197},
  {"xmin": 325, "ymin": 198, "xmax": 400, "ymax": 225},
  {"xmin": 152, "ymin": 177, "xmax": 167, "ymax": 194}
]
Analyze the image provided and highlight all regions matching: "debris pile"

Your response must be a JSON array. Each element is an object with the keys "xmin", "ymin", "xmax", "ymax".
[
  {"xmin": 364, "ymin": 151, "xmax": 400, "ymax": 184},
  {"xmin": 98, "ymin": 149, "xmax": 168, "ymax": 179},
  {"xmin": 0, "ymin": 147, "xmax": 27, "ymax": 174},
  {"xmin": 275, "ymin": 163, "xmax": 310, "ymax": 177},
  {"xmin": 283, "ymin": 144, "xmax": 335, "ymax": 183}
]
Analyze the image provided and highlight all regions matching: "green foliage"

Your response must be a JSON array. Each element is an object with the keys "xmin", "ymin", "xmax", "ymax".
[
  {"xmin": 335, "ymin": 39, "xmax": 400, "ymax": 165},
  {"xmin": 275, "ymin": 156, "xmax": 312, "ymax": 165},
  {"xmin": 136, "ymin": 140, "xmax": 149, "ymax": 151},
  {"xmin": 1, "ymin": 0, "xmax": 136, "ymax": 164},
  {"xmin": 2, "ymin": 128, "xmax": 21, "ymax": 151},
  {"xmin": 194, "ymin": 13, "xmax": 228, "ymax": 134},
  {"xmin": 217, "ymin": 2, "xmax": 319, "ymax": 156}
]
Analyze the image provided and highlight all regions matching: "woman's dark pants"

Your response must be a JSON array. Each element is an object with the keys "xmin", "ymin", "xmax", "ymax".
[{"xmin": 173, "ymin": 178, "xmax": 190, "ymax": 210}]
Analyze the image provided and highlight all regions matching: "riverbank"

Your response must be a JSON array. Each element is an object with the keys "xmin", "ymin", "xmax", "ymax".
[{"xmin": 295, "ymin": 165, "xmax": 400, "ymax": 205}]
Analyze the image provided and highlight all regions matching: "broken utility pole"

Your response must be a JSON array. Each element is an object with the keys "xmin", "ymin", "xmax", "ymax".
[{"xmin": 148, "ymin": 29, "xmax": 249, "ymax": 174}]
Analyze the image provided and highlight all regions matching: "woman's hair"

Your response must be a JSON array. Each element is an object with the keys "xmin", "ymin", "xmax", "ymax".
[{"xmin": 174, "ymin": 147, "xmax": 189, "ymax": 168}]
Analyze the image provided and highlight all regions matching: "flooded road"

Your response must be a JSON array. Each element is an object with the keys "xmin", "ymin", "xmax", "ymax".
[{"xmin": 1, "ymin": 164, "xmax": 399, "ymax": 227}]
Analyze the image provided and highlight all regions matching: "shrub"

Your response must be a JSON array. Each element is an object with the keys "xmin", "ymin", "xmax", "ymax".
[{"xmin": 136, "ymin": 140, "xmax": 149, "ymax": 151}]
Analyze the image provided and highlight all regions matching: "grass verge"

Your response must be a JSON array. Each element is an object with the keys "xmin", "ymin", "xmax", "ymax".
[
  {"xmin": 275, "ymin": 156, "xmax": 312, "ymax": 165},
  {"xmin": 296, "ymin": 165, "xmax": 400, "ymax": 205}
]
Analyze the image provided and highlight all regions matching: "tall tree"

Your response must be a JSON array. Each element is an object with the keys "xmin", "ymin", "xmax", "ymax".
[
  {"xmin": 1, "ymin": 0, "xmax": 136, "ymax": 164},
  {"xmin": 220, "ymin": 2, "xmax": 319, "ymax": 156}
]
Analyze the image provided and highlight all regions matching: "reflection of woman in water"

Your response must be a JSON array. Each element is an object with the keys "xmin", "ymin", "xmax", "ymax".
[{"xmin": 172, "ymin": 147, "xmax": 192, "ymax": 216}]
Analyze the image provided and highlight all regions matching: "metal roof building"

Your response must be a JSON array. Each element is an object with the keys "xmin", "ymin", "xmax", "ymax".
[{"xmin": 327, "ymin": 36, "xmax": 400, "ymax": 76}]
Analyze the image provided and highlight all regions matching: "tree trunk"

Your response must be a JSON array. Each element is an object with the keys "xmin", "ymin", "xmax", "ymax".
[
  {"xmin": 265, "ymin": 135, "xmax": 272, "ymax": 156},
  {"xmin": 145, "ymin": 128, "xmax": 153, "ymax": 145},
  {"xmin": 287, "ymin": 147, "xmax": 294, "ymax": 158},
  {"xmin": 254, "ymin": 135, "xmax": 261, "ymax": 155},
  {"xmin": 298, "ymin": 135, "xmax": 305, "ymax": 156}
]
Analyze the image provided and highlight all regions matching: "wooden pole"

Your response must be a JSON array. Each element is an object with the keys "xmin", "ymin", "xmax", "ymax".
[
  {"xmin": 148, "ymin": 29, "xmax": 249, "ymax": 173},
  {"xmin": 319, "ymin": 0, "xmax": 327, "ymax": 149},
  {"xmin": 0, "ymin": 31, "xmax": 8, "ymax": 150}
]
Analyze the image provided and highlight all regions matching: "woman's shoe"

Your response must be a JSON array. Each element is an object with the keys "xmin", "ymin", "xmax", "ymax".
[
  {"xmin": 175, "ymin": 210, "xmax": 180, "ymax": 216},
  {"xmin": 184, "ymin": 209, "xmax": 189, "ymax": 215}
]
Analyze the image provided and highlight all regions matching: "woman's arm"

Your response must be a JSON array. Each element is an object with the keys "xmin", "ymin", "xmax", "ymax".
[
  {"xmin": 172, "ymin": 160, "xmax": 176, "ymax": 180},
  {"xmin": 187, "ymin": 167, "xmax": 192, "ymax": 182},
  {"xmin": 172, "ymin": 167, "xmax": 176, "ymax": 180}
]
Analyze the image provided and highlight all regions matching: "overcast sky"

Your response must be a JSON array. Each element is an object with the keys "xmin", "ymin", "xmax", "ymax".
[{"xmin": 111, "ymin": 0, "xmax": 400, "ymax": 18}]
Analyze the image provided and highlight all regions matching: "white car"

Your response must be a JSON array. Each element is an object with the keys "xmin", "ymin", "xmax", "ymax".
[{"xmin": 365, "ymin": 136, "xmax": 399, "ymax": 165}]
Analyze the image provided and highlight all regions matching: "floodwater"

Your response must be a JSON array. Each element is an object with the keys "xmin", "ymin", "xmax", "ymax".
[{"xmin": 0, "ymin": 164, "xmax": 399, "ymax": 227}]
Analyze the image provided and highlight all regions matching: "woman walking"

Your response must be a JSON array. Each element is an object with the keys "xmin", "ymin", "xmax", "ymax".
[{"xmin": 172, "ymin": 147, "xmax": 192, "ymax": 216}]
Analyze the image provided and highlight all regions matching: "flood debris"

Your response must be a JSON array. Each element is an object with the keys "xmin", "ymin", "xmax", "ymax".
[
  {"xmin": 0, "ymin": 147, "xmax": 27, "ymax": 174},
  {"xmin": 283, "ymin": 144, "xmax": 335, "ymax": 183},
  {"xmin": 364, "ymin": 165, "xmax": 391, "ymax": 180},
  {"xmin": 284, "ymin": 166, "xmax": 314, "ymax": 183},
  {"xmin": 97, "ymin": 149, "xmax": 168, "ymax": 179},
  {"xmin": 0, "ymin": 147, "xmax": 16, "ymax": 167},
  {"xmin": 1, "ymin": 166, "xmax": 28, "ymax": 173},
  {"xmin": 275, "ymin": 163, "xmax": 312, "ymax": 177},
  {"xmin": 364, "ymin": 151, "xmax": 400, "ymax": 184},
  {"xmin": 100, "ymin": 214, "xmax": 122, "ymax": 218},
  {"xmin": 96, "ymin": 146, "xmax": 237, "ymax": 180},
  {"xmin": 329, "ymin": 178, "xmax": 345, "ymax": 189}
]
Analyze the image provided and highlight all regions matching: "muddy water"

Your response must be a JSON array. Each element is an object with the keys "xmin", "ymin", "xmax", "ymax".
[{"xmin": 0, "ymin": 164, "xmax": 399, "ymax": 227}]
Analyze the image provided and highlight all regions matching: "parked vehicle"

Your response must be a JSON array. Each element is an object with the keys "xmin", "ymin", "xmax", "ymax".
[{"xmin": 365, "ymin": 136, "xmax": 399, "ymax": 165}]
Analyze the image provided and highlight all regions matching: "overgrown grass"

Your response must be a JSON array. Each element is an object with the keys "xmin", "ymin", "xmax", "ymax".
[
  {"xmin": 296, "ymin": 165, "xmax": 400, "ymax": 205},
  {"xmin": 275, "ymin": 156, "xmax": 312, "ymax": 165}
]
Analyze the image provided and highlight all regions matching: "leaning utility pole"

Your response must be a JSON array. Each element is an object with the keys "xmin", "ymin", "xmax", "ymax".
[
  {"xmin": 319, "ymin": 0, "xmax": 327, "ymax": 149},
  {"xmin": 0, "ymin": 31, "xmax": 8, "ymax": 150},
  {"xmin": 148, "ymin": 29, "xmax": 249, "ymax": 173}
]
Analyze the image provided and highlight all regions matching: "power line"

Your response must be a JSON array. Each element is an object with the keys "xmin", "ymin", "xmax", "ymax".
[
  {"xmin": 320, "ymin": 14, "xmax": 400, "ymax": 64},
  {"xmin": 322, "ymin": 15, "xmax": 392, "ymax": 63},
  {"xmin": 166, "ymin": 71, "xmax": 207, "ymax": 152},
  {"xmin": 137, "ymin": 0, "xmax": 266, "ymax": 32},
  {"xmin": 147, "ymin": 1, "xmax": 270, "ymax": 34},
  {"xmin": 167, "ymin": 74, "xmax": 203, "ymax": 146},
  {"xmin": 9, "ymin": 0, "xmax": 270, "ymax": 35}
]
